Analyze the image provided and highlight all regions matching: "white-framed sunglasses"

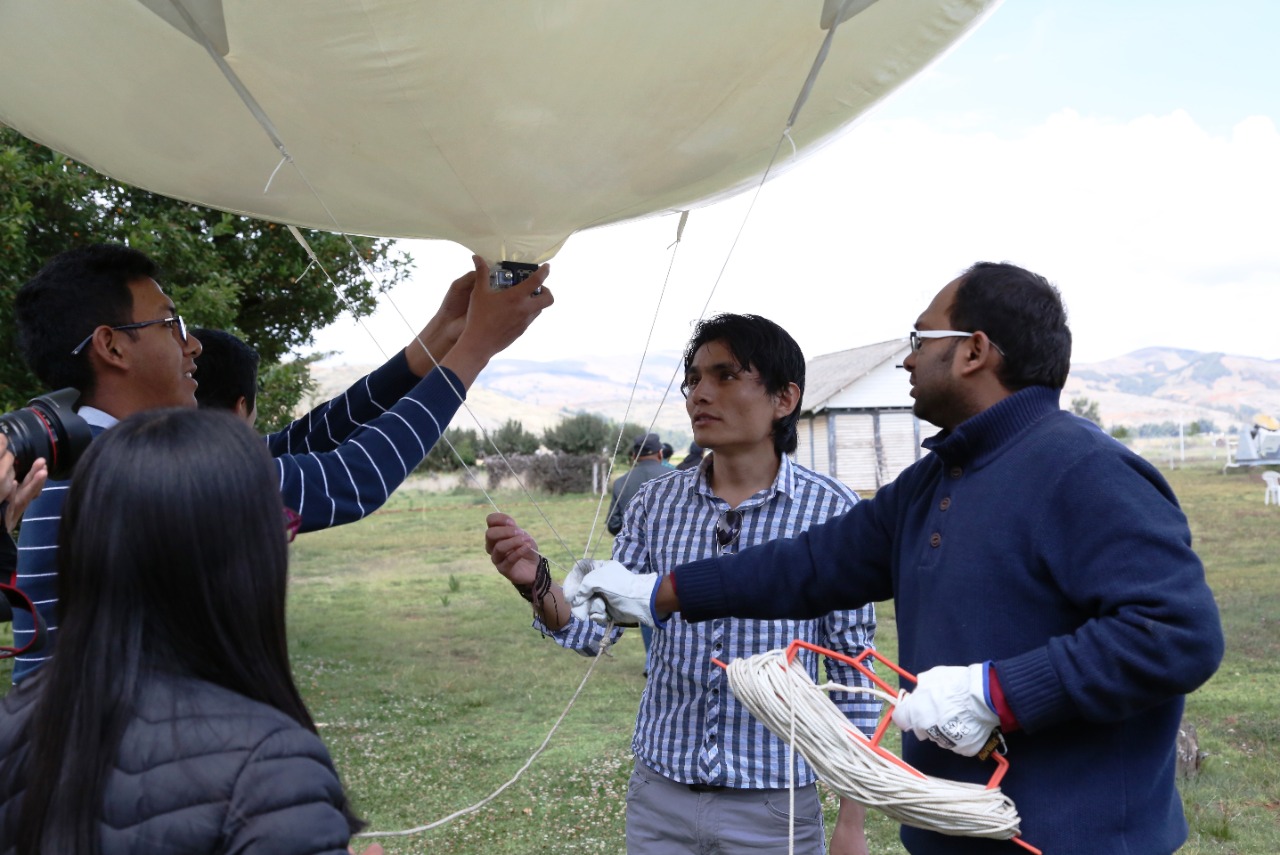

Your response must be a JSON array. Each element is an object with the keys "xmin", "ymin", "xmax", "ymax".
[{"xmin": 908, "ymin": 330, "xmax": 1005, "ymax": 356}]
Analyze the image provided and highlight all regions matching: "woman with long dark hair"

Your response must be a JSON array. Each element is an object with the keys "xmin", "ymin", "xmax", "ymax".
[{"xmin": 0, "ymin": 408, "xmax": 378, "ymax": 854}]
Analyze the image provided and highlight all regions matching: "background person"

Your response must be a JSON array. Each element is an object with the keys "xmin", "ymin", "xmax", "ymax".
[
  {"xmin": 605, "ymin": 432, "xmax": 668, "ymax": 536},
  {"xmin": 0, "ymin": 408, "xmax": 382, "ymax": 854},
  {"xmin": 572, "ymin": 263, "xmax": 1225, "ymax": 855},
  {"xmin": 487, "ymin": 313, "xmax": 878, "ymax": 855},
  {"xmin": 191, "ymin": 326, "xmax": 262, "ymax": 424},
  {"xmin": 674, "ymin": 441, "xmax": 703, "ymax": 471},
  {"xmin": 604, "ymin": 432, "xmax": 671, "ymax": 672}
]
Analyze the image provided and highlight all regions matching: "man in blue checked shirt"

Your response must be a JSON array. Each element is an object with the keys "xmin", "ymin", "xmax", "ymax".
[
  {"xmin": 10, "ymin": 243, "xmax": 550, "ymax": 682},
  {"xmin": 486, "ymin": 313, "xmax": 878, "ymax": 855}
]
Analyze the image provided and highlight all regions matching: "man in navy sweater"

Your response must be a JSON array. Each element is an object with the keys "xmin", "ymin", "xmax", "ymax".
[
  {"xmin": 572, "ymin": 262, "xmax": 1224, "ymax": 855},
  {"xmin": 9, "ymin": 243, "xmax": 551, "ymax": 681}
]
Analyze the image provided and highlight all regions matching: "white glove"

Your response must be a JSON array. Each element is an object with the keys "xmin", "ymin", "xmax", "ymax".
[
  {"xmin": 566, "ymin": 559, "xmax": 663, "ymax": 628},
  {"xmin": 891, "ymin": 663, "xmax": 999, "ymax": 757},
  {"xmin": 562, "ymin": 559, "xmax": 608, "ymax": 624}
]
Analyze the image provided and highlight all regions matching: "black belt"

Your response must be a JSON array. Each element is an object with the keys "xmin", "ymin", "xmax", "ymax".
[{"xmin": 687, "ymin": 783, "xmax": 727, "ymax": 793}]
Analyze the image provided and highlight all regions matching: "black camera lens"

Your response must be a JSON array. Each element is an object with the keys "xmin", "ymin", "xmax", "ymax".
[{"xmin": 0, "ymin": 388, "xmax": 93, "ymax": 481}]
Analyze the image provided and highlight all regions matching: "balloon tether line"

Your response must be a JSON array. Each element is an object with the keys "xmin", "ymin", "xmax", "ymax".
[
  {"xmin": 181, "ymin": 0, "xmax": 872, "ymax": 839},
  {"xmin": 355, "ymin": 641, "xmax": 612, "ymax": 840},
  {"xmin": 586, "ymin": 212, "xmax": 688, "ymax": 561}
]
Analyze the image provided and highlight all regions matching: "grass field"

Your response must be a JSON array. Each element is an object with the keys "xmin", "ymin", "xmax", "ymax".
[{"xmin": 3, "ymin": 459, "xmax": 1278, "ymax": 852}]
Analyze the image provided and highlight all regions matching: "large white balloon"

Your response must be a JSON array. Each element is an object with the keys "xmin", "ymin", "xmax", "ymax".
[{"xmin": 0, "ymin": 0, "xmax": 998, "ymax": 262}]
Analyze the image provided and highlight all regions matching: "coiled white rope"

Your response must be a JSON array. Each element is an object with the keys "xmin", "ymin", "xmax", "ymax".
[{"xmin": 725, "ymin": 649, "xmax": 1023, "ymax": 841}]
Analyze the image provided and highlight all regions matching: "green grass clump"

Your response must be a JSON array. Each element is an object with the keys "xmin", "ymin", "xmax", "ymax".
[{"xmin": 4, "ymin": 463, "xmax": 1278, "ymax": 853}]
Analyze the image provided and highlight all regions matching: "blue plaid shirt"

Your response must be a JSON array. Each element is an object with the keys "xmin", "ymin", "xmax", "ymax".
[{"xmin": 538, "ymin": 453, "xmax": 878, "ymax": 789}]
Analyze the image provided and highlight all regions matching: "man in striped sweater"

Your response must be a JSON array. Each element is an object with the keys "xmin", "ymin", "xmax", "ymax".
[
  {"xmin": 9, "ymin": 243, "xmax": 551, "ymax": 681},
  {"xmin": 486, "ymin": 314, "xmax": 878, "ymax": 855}
]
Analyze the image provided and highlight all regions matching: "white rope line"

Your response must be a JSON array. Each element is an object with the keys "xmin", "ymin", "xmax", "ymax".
[
  {"xmin": 284, "ymin": 225, "xmax": 391, "ymax": 364},
  {"xmin": 283, "ymin": 224, "xmax": 582, "ymax": 569},
  {"xmin": 353, "ymin": 3, "xmax": 882, "ymax": 839},
  {"xmin": 725, "ymin": 650, "xmax": 1023, "ymax": 841},
  {"xmin": 586, "ymin": 213, "xmax": 688, "ymax": 561},
  {"xmin": 170, "ymin": 32, "xmax": 602, "ymax": 835},
  {"xmin": 170, "ymin": 1, "xmax": 541, "ymax": 536},
  {"xmin": 354, "ymin": 633, "xmax": 612, "ymax": 840},
  {"xmin": 787, "ymin": 660, "xmax": 797, "ymax": 855},
  {"xmin": 177, "ymin": 2, "xmax": 879, "ymax": 843}
]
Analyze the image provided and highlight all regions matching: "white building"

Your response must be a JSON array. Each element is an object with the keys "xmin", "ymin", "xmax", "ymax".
[{"xmin": 793, "ymin": 339, "xmax": 926, "ymax": 494}]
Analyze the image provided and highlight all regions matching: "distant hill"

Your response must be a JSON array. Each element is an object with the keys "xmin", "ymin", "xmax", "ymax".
[
  {"xmin": 308, "ymin": 351, "xmax": 694, "ymax": 443},
  {"xmin": 1065, "ymin": 348, "xmax": 1280, "ymax": 428},
  {"xmin": 309, "ymin": 346, "xmax": 1280, "ymax": 438}
]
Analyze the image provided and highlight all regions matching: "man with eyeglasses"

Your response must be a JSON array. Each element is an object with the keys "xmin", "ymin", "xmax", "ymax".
[
  {"xmin": 8, "ymin": 243, "xmax": 552, "ymax": 683},
  {"xmin": 573, "ymin": 262, "xmax": 1224, "ymax": 855},
  {"xmin": 486, "ymin": 314, "xmax": 878, "ymax": 855}
]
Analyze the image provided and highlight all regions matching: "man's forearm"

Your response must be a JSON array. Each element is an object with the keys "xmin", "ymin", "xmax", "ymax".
[
  {"xmin": 403, "ymin": 323, "xmax": 458, "ymax": 377},
  {"xmin": 829, "ymin": 798, "xmax": 869, "ymax": 855}
]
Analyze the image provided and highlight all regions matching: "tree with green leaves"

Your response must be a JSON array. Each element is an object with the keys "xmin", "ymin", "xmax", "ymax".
[
  {"xmin": 613, "ymin": 421, "xmax": 652, "ymax": 459},
  {"xmin": 254, "ymin": 353, "xmax": 325, "ymax": 435},
  {"xmin": 0, "ymin": 126, "xmax": 412, "ymax": 418},
  {"xmin": 542, "ymin": 412, "xmax": 614, "ymax": 456},
  {"xmin": 487, "ymin": 419, "xmax": 541, "ymax": 456},
  {"xmin": 417, "ymin": 427, "xmax": 480, "ymax": 474},
  {"xmin": 1069, "ymin": 396, "xmax": 1102, "ymax": 426},
  {"xmin": 540, "ymin": 413, "xmax": 658, "ymax": 461}
]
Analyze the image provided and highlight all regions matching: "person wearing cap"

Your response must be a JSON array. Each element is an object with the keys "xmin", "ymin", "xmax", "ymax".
[
  {"xmin": 606, "ymin": 432, "xmax": 669, "ymax": 536},
  {"xmin": 604, "ymin": 432, "xmax": 672, "ymax": 674}
]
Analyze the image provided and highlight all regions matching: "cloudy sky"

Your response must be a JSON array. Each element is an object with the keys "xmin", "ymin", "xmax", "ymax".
[{"xmin": 311, "ymin": 0, "xmax": 1280, "ymax": 369}]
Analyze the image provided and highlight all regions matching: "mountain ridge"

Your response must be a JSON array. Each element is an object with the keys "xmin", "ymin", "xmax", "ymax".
[
  {"xmin": 308, "ymin": 346, "xmax": 1280, "ymax": 436},
  {"xmin": 1064, "ymin": 347, "xmax": 1280, "ymax": 427}
]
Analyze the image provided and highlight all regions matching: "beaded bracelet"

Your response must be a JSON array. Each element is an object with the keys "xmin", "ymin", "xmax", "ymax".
[{"xmin": 513, "ymin": 555, "xmax": 559, "ymax": 625}]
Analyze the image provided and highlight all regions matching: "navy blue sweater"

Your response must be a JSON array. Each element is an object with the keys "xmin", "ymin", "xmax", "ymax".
[
  {"xmin": 11, "ymin": 353, "xmax": 464, "ymax": 682},
  {"xmin": 676, "ymin": 386, "xmax": 1224, "ymax": 855}
]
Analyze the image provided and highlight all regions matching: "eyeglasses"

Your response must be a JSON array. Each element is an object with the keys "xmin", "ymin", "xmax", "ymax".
[
  {"xmin": 284, "ymin": 507, "xmax": 302, "ymax": 543},
  {"xmin": 716, "ymin": 509, "xmax": 743, "ymax": 554},
  {"xmin": 908, "ymin": 329, "xmax": 1005, "ymax": 357},
  {"xmin": 70, "ymin": 315, "xmax": 188, "ymax": 356}
]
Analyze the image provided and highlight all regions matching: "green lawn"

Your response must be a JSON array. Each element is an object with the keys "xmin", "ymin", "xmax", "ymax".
[{"xmin": 4, "ymin": 461, "xmax": 1277, "ymax": 852}]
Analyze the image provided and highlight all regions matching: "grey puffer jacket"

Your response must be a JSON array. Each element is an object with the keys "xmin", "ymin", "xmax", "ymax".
[{"xmin": 0, "ymin": 671, "xmax": 353, "ymax": 855}]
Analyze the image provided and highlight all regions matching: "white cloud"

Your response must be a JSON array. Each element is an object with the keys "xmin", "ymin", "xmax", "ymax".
[{"xmin": 310, "ymin": 109, "xmax": 1280, "ymax": 369}]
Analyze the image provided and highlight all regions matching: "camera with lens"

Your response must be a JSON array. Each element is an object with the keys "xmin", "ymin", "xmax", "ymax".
[
  {"xmin": 0, "ymin": 387, "xmax": 93, "ymax": 481},
  {"xmin": 488, "ymin": 261, "xmax": 540, "ymax": 290}
]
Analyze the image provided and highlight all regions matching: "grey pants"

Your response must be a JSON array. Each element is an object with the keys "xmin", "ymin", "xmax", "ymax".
[{"xmin": 625, "ymin": 761, "xmax": 826, "ymax": 854}]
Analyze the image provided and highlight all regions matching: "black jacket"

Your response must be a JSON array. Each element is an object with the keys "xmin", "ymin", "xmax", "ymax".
[
  {"xmin": 606, "ymin": 458, "xmax": 672, "ymax": 535},
  {"xmin": 0, "ymin": 671, "xmax": 352, "ymax": 855}
]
